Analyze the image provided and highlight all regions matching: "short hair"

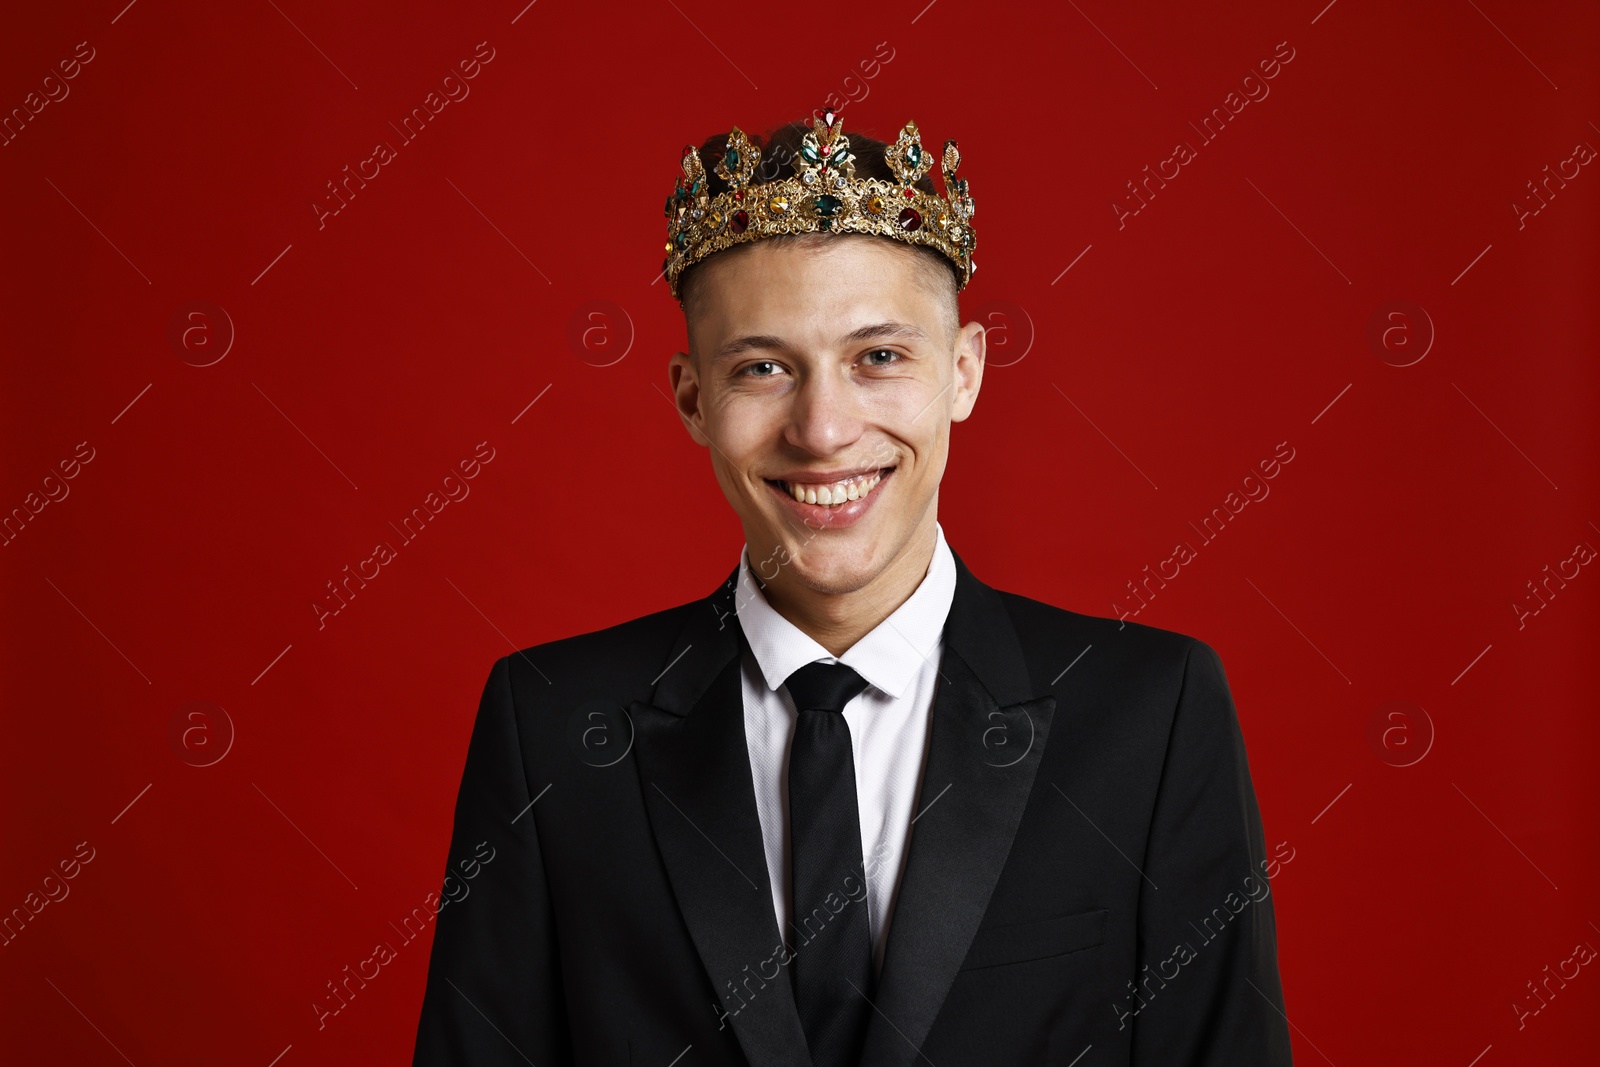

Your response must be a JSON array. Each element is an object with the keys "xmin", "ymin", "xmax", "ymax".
[{"xmin": 677, "ymin": 116, "xmax": 962, "ymax": 349}]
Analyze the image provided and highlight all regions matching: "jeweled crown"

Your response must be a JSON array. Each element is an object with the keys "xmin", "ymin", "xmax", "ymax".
[{"xmin": 662, "ymin": 109, "xmax": 976, "ymax": 302}]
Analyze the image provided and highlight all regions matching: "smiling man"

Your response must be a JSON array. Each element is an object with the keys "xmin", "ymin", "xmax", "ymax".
[{"xmin": 413, "ymin": 111, "xmax": 1294, "ymax": 1067}]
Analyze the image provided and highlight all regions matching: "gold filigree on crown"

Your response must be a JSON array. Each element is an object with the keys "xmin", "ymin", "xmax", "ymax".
[{"xmin": 661, "ymin": 108, "xmax": 976, "ymax": 301}]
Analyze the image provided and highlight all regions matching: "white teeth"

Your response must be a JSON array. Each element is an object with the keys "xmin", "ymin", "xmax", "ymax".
[{"xmin": 783, "ymin": 470, "xmax": 884, "ymax": 507}]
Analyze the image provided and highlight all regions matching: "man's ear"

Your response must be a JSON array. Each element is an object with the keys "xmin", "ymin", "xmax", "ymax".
[
  {"xmin": 950, "ymin": 319, "xmax": 986, "ymax": 423},
  {"xmin": 667, "ymin": 350, "xmax": 711, "ymax": 446}
]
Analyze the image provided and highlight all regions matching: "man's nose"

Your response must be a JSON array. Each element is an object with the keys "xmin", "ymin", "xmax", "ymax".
[{"xmin": 784, "ymin": 368, "xmax": 864, "ymax": 455}]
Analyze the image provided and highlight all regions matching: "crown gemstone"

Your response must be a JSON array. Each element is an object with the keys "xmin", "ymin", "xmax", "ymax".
[
  {"xmin": 800, "ymin": 143, "xmax": 820, "ymax": 164},
  {"xmin": 897, "ymin": 207, "xmax": 923, "ymax": 231},
  {"xmin": 906, "ymin": 144, "xmax": 923, "ymax": 167},
  {"xmin": 768, "ymin": 195, "xmax": 790, "ymax": 215},
  {"xmin": 730, "ymin": 209, "xmax": 749, "ymax": 234},
  {"xmin": 866, "ymin": 195, "xmax": 886, "ymax": 215},
  {"xmin": 725, "ymin": 148, "xmax": 740, "ymax": 168}
]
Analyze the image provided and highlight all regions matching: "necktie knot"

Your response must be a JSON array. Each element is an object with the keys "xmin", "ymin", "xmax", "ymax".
[{"xmin": 785, "ymin": 660, "xmax": 871, "ymax": 716}]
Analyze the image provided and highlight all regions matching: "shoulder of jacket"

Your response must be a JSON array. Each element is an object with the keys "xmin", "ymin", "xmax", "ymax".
[
  {"xmin": 493, "ymin": 597, "xmax": 697, "ymax": 691},
  {"xmin": 992, "ymin": 586, "xmax": 1204, "ymax": 670}
]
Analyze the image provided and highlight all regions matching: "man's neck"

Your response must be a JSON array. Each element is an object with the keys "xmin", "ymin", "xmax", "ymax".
[{"xmin": 754, "ymin": 519, "xmax": 939, "ymax": 658}]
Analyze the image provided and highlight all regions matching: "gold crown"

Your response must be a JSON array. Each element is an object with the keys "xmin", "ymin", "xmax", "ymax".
[{"xmin": 662, "ymin": 109, "xmax": 976, "ymax": 302}]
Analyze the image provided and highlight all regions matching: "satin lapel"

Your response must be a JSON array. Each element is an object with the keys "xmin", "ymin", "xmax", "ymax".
[
  {"xmin": 628, "ymin": 564, "xmax": 813, "ymax": 1067},
  {"xmin": 859, "ymin": 549, "xmax": 1057, "ymax": 1067}
]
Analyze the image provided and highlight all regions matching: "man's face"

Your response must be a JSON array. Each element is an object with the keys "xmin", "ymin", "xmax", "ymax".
[{"xmin": 668, "ymin": 236, "xmax": 985, "ymax": 600}]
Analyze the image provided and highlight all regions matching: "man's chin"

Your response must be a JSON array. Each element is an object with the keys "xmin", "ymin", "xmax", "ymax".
[{"xmin": 771, "ymin": 537, "xmax": 884, "ymax": 597}]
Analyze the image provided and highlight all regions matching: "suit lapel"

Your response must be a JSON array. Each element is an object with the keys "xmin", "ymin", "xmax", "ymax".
[
  {"xmin": 629, "ymin": 549, "xmax": 1054, "ymax": 1067},
  {"xmin": 629, "ymin": 564, "xmax": 814, "ymax": 1067},
  {"xmin": 858, "ymin": 549, "xmax": 1056, "ymax": 1067}
]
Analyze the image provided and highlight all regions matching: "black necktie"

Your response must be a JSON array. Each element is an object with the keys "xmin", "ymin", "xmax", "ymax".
[{"xmin": 785, "ymin": 660, "xmax": 874, "ymax": 1067}]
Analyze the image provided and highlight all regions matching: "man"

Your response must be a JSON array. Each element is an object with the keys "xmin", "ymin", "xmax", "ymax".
[{"xmin": 413, "ymin": 110, "xmax": 1294, "ymax": 1066}]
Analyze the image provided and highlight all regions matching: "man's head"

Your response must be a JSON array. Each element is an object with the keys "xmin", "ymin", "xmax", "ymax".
[{"xmin": 667, "ymin": 118, "xmax": 985, "ymax": 606}]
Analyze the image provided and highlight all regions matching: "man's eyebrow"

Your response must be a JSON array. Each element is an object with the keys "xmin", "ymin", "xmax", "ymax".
[
  {"xmin": 711, "ymin": 321, "xmax": 929, "ymax": 364},
  {"xmin": 713, "ymin": 335, "xmax": 790, "ymax": 362},
  {"xmin": 841, "ymin": 320, "xmax": 929, "ymax": 346}
]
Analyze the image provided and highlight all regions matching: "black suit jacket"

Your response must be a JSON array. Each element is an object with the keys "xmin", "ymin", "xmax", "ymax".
[{"xmin": 413, "ymin": 549, "xmax": 1294, "ymax": 1065}]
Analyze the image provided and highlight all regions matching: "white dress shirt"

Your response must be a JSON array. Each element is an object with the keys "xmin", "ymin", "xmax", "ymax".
[{"xmin": 733, "ymin": 522, "xmax": 957, "ymax": 977}]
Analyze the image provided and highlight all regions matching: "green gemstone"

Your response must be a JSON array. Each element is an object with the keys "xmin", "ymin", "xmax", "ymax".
[
  {"xmin": 815, "ymin": 194, "xmax": 841, "ymax": 217},
  {"xmin": 800, "ymin": 143, "xmax": 820, "ymax": 164},
  {"xmin": 906, "ymin": 144, "xmax": 923, "ymax": 167},
  {"xmin": 674, "ymin": 232, "xmax": 691, "ymax": 249},
  {"xmin": 725, "ymin": 147, "xmax": 740, "ymax": 168}
]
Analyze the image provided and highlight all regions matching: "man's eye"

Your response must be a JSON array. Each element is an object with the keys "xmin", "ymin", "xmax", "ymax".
[
  {"xmin": 862, "ymin": 348, "xmax": 901, "ymax": 366},
  {"xmin": 739, "ymin": 360, "xmax": 782, "ymax": 377}
]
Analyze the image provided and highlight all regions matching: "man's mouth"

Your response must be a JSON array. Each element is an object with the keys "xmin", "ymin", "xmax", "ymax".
[{"xmin": 764, "ymin": 467, "xmax": 893, "ymax": 508}]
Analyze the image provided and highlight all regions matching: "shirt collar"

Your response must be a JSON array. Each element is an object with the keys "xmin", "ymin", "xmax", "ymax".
[{"xmin": 735, "ymin": 522, "xmax": 956, "ymax": 700}]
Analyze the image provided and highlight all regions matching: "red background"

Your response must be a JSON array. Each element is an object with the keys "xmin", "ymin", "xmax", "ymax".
[{"xmin": 3, "ymin": 1, "xmax": 1597, "ymax": 1063}]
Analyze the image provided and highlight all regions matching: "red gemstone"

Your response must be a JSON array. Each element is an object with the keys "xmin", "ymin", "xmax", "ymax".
[
  {"xmin": 734, "ymin": 190, "xmax": 744, "ymax": 201},
  {"xmin": 730, "ymin": 210, "xmax": 749, "ymax": 234},
  {"xmin": 897, "ymin": 207, "xmax": 923, "ymax": 231},
  {"xmin": 820, "ymin": 143, "xmax": 831, "ymax": 156},
  {"xmin": 903, "ymin": 188, "xmax": 915, "ymax": 198}
]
